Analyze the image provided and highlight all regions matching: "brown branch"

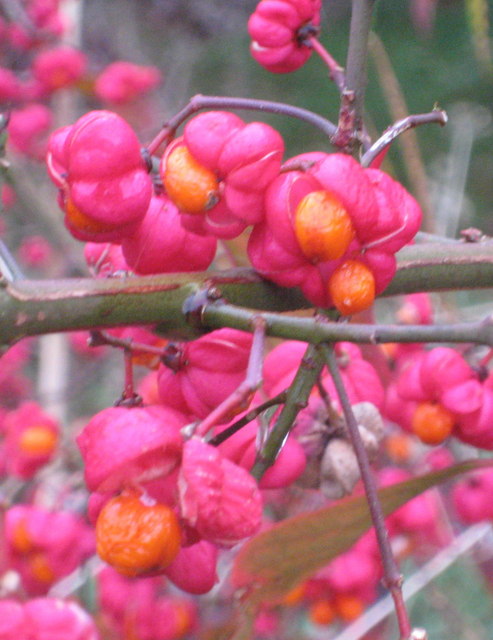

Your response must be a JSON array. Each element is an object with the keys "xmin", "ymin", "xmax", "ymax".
[
  {"xmin": 322, "ymin": 343, "xmax": 411, "ymax": 639},
  {"xmin": 333, "ymin": 0, "xmax": 377, "ymax": 152},
  {"xmin": 146, "ymin": 95, "xmax": 337, "ymax": 154}
]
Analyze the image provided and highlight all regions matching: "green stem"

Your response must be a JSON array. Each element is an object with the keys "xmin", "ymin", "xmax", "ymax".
[
  {"xmin": 251, "ymin": 344, "xmax": 324, "ymax": 480},
  {"xmin": 0, "ymin": 271, "xmax": 308, "ymax": 346},
  {"xmin": 1, "ymin": 242, "xmax": 493, "ymax": 346},
  {"xmin": 385, "ymin": 241, "xmax": 493, "ymax": 295},
  {"xmin": 202, "ymin": 302, "xmax": 493, "ymax": 346}
]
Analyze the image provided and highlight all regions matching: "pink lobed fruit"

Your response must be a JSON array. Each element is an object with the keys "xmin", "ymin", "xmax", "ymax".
[
  {"xmin": 83, "ymin": 242, "xmax": 129, "ymax": 276},
  {"xmin": 31, "ymin": 46, "xmax": 86, "ymax": 93},
  {"xmin": 164, "ymin": 539, "xmax": 218, "ymax": 594},
  {"xmin": 76, "ymin": 405, "xmax": 186, "ymax": 493},
  {"xmin": 8, "ymin": 0, "xmax": 65, "ymax": 51},
  {"xmin": 122, "ymin": 194, "xmax": 217, "ymax": 274},
  {"xmin": 23, "ymin": 598, "xmax": 100, "ymax": 640},
  {"xmin": 248, "ymin": 152, "xmax": 422, "ymax": 308},
  {"xmin": 1, "ymin": 184, "xmax": 16, "ymax": 210},
  {"xmin": 8, "ymin": 103, "xmax": 52, "ymax": 160},
  {"xmin": 94, "ymin": 61, "xmax": 161, "ymax": 105},
  {"xmin": 248, "ymin": 0, "xmax": 322, "ymax": 73},
  {"xmin": 17, "ymin": 235, "xmax": 54, "ymax": 269},
  {"xmin": 318, "ymin": 544, "xmax": 381, "ymax": 601},
  {"xmin": 0, "ymin": 600, "xmax": 28, "ymax": 640},
  {"xmin": 98, "ymin": 565, "xmax": 196, "ymax": 637},
  {"xmin": 378, "ymin": 467, "xmax": 440, "ymax": 536},
  {"xmin": 178, "ymin": 437, "xmax": 263, "ymax": 547},
  {"xmin": 391, "ymin": 347, "xmax": 493, "ymax": 449},
  {"xmin": 3, "ymin": 402, "xmax": 59, "ymax": 479},
  {"xmin": 452, "ymin": 469, "xmax": 493, "ymax": 524},
  {"xmin": 46, "ymin": 110, "xmax": 153, "ymax": 242},
  {"xmin": 217, "ymin": 419, "xmax": 307, "ymax": 489},
  {"xmin": 157, "ymin": 328, "xmax": 253, "ymax": 421},
  {"xmin": 0, "ymin": 67, "xmax": 21, "ymax": 102},
  {"xmin": 5, "ymin": 505, "xmax": 95, "ymax": 595},
  {"xmin": 160, "ymin": 110, "xmax": 284, "ymax": 238}
]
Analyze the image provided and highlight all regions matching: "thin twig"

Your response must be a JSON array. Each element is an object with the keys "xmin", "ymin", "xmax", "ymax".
[
  {"xmin": 332, "ymin": 523, "xmax": 492, "ymax": 640},
  {"xmin": 208, "ymin": 391, "xmax": 288, "ymax": 447},
  {"xmin": 202, "ymin": 300, "xmax": 493, "ymax": 347},
  {"xmin": 146, "ymin": 94, "xmax": 337, "ymax": 154},
  {"xmin": 118, "ymin": 348, "xmax": 140, "ymax": 406},
  {"xmin": 89, "ymin": 329, "xmax": 166, "ymax": 358},
  {"xmin": 415, "ymin": 231, "xmax": 459, "ymax": 244},
  {"xmin": 307, "ymin": 36, "xmax": 346, "ymax": 93},
  {"xmin": 195, "ymin": 316, "xmax": 267, "ymax": 438},
  {"xmin": 322, "ymin": 343, "xmax": 411, "ymax": 639},
  {"xmin": 361, "ymin": 110, "xmax": 448, "ymax": 169}
]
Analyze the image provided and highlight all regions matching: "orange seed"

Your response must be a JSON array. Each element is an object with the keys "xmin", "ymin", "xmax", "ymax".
[
  {"xmin": 411, "ymin": 401, "xmax": 455, "ymax": 446},
  {"xmin": 162, "ymin": 144, "xmax": 219, "ymax": 214},
  {"xmin": 294, "ymin": 190, "xmax": 354, "ymax": 263},
  {"xmin": 309, "ymin": 599, "xmax": 336, "ymax": 625},
  {"xmin": 96, "ymin": 491, "xmax": 181, "ymax": 577},
  {"xmin": 19, "ymin": 425, "xmax": 58, "ymax": 456},
  {"xmin": 328, "ymin": 259, "xmax": 376, "ymax": 316}
]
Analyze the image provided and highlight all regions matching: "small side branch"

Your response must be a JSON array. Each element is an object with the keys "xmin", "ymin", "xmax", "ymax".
[
  {"xmin": 146, "ymin": 95, "xmax": 337, "ymax": 154},
  {"xmin": 208, "ymin": 391, "xmax": 288, "ymax": 447},
  {"xmin": 251, "ymin": 344, "xmax": 325, "ymax": 480},
  {"xmin": 307, "ymin": 36, "xmax": 346, "ymax": 93},
  {"xmin": 361, "ymin": 110, "xmax": 448, "ymax": 168},
  {"xmin": 194, "ymin": 316, "xmax": 266, "ymax": 438},
  {"xmin": 202, "ymin": 300, "xmax": 493, "ymax": 348}
]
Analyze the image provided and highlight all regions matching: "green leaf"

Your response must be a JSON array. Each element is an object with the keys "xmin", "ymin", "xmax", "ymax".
[{"xmin": 230, "ymin": 458, "xmax": 493, "ymax": 639}]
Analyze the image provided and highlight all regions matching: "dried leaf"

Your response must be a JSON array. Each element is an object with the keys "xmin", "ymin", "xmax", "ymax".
[{"xmin": 230, "ymin": 458, "xmax": 493, "ymax": 638}]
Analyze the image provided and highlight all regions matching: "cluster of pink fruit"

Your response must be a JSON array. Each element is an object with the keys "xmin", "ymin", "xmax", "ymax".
[
  {"xmin": 2, "ymin": 0, "xmax": 493, "ymax": 638},
  {"xmin": 0, "ymin": 597, "xmax": 99, "ymax": 640},
  {"xmin": 98, "ymin": 567, "xmax": 197, "ymax": 640},
  {"xmin": 4, "ymin": 505, "xmax": 94, "ymax": 595},
  {"xmin": 3, "ymin": 288, "xmax": 492, "ymax": 637},
  {"xmin": 0, "ymin": 0, "xmax": 161, "ymax": 162},
  {"xmin": 45, "ymin": 104, "xmax": 422, "ymax": 315},
  {"xmin": 385, "ymin": 346, "xmax": 493, "ymax": 449}
]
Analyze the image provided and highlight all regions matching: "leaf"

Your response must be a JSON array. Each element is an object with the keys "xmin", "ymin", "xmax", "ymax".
[{"xmin": 230, "ymin": 458, "xmax": 493, "ymax": 639}]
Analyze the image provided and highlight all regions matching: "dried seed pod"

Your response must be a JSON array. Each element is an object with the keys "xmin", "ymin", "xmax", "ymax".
[
  {"xmin": 352, "ymin": 402, "xmax": 385, "ymax": 441},
  {"xmin": 319, "ymin": 438, "xmax": 360, "ymax": 499},
  {"xmin": 358, "ymin": 424, "xmax": 380, "ymax": 457}
]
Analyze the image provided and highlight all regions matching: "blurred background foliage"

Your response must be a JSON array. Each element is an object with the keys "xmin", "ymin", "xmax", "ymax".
[{"xmin": 81, "ymin": 0, "xmax": 493, "ymax": 236}]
